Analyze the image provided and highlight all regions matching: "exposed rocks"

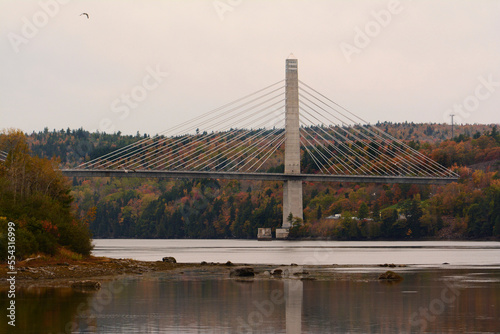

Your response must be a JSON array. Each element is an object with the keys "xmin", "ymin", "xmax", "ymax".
[
  {"xmin": 379, "ymin": 263, "xmax": 406, "ymax": 268},
  {"xmin": 71, "ymin": 280, "xmax": 101, "ymax": 290},
  {"xmin": 0, "ymin": 257, "xmax": 187, "ymax": 285},
  {"xmin": 271, "ymin": 268, "xmax": 283, "ymax": 277},
  {"xmin": 293, "ymin": 270, "xmax": 309, "ymax": 276},
  {"xmin": 225, "ymin": 261, "xmax": 234, "ymax": 266},
  {"xmin": 229, "ymin": 267, "xmax": 255, "ymax": 278},
  {"xmin": 162, "ymin": 257, "xmax": 177, "ymax": 264},
  {"xmin": 378, "ymin": 271, "xmax": 403, "ymax": 281}
]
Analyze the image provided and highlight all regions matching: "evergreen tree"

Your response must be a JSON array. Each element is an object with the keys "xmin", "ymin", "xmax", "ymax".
[{"xmin": 358, "ymin": 202, "xmax": 369, "ymax": 219}]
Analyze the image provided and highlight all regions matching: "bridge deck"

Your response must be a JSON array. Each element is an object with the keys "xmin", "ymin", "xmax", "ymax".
[{"xmin": 61, "ymin": 169, "xmax": 458, "ymax": 185}]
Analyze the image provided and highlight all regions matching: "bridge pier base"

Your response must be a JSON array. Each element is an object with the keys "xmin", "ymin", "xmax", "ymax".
[{"xmin": 282, "ymin": 180, "xmax": 303, "ymax": 229}]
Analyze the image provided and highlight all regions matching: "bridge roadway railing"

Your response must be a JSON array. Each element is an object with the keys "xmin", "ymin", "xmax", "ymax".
[{"xmin": 61, "ymin": 169, "xmax": 458, "ymax": 185}]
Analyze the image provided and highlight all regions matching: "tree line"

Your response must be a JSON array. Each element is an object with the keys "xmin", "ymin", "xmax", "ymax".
[{"xmin": 2, "ymin": 123, "xmax": 499, "ymax": 245}]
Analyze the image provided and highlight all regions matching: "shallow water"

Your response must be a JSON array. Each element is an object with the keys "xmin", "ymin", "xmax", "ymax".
[{"xmin": 3, "ymin": 267, "xmax": 500, "ymax": 333}]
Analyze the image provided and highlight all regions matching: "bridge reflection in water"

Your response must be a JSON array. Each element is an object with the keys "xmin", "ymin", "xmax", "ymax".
[{"xmin": 285, "ymin": 279, "xmax": 303, "ymax": 334}]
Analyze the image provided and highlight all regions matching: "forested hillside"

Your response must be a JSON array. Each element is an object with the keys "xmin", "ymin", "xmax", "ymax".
[{"xmin": 10, "ymin": 123, "xmax": 500, "ymax": 240}]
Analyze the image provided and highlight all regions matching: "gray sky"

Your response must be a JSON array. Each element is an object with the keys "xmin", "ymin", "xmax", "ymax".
[{"xmin": 1, "ymin": 0, "xmax": 499, "ymax": 135}]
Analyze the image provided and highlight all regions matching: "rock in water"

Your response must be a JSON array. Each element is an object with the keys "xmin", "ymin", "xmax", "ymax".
[
  {"xmin": 229, "ymin": 267, "xmax": 255, "ymax": 277},
  {"xmin": 71, "ymin": 280, "xmax": 101, "ymax": 290},
  {"xmin": 162, "ymin": 257, "xmax": 177, "ymax": 263},
  {"xmin": 378, "ymin": 271, "xmax": 403, "ymax": 281},
  {"xmin": 271, "ymin": 268, "xmax": 283, "ymax": 277}
]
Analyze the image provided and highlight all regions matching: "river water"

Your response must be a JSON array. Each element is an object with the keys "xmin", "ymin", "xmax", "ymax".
[
  {"xmin": 92, "ymin": 239, "xmax": 500, "ymax": 266},
  {"xmin": 3, "ymin": 240, "xmax": 500, "ymax": 333}
]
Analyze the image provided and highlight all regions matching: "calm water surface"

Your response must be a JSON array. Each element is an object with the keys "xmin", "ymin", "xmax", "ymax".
[
  {"xmin": 92, "ymin": 239, "xmax": 500, "ymax": 266},
  {"xmin": 4, "ymin": 240, "xmax": 500, "ymax": 333}
]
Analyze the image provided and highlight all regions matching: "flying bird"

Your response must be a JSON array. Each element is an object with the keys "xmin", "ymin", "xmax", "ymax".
[{"xmin": 80, "ymin": 13, "xmax": 89, "ymax": 19}]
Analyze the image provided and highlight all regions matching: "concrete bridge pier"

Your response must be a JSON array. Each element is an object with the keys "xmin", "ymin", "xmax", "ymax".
[{"xmin": 277, "ymin": 55, "xmax": 303, "ymax": 238}]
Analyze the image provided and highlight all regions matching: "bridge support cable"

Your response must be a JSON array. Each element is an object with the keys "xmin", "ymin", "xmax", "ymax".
[
  {"xmin": 299, "ymin": 129, "xmax": 348, "ymax": 174},
  {"xmin": 159, "ymin": 108, "xmax": 285, "ymax": 171},
  {"xmin": 78, "ymin": 80, "xmax": 284, "ymax": 169},
  {"xmin": 300, "ymin": 80, "xmax": 453, "ymax": 176},
  {"xmin": 299, "ymin": 91, "xmax": 435, "ymax": 177},
  {"xmin": 300, "ymin": 125, "xmax": 375, "ymax": 176},
  {"xmin": 299, "ymin": 136, "xmax": 329, "ymax": 174},
  {"xmin": 300, "ymin": 111, "xmax": 388, "ymax": 176},
  {"xmin": 160, "ymin": 103, "xmax": 285, "ymax": 170},
  {"xmin": 148, "ymin": 104, "xmax": 285, "ymax": 171},
  {"xmin": 299, "ymin": 104, "xmax": 388, "ymax": 175},
  {"xmin": 299, "ymin": 81, "xmax": 440, "ymax": 175},
  {"xmin": 299, "ymin": 125, "xmax": 360, "ymax": 175},
  {"xmin": 226, "ymin": 129, "xmax": 285, "ymax": 172},
  {"xmin": 207, "ymin": 123, "xmax": 285, "ymax": 172},
  {"xmin": 253, "ymin": 136, "xmax": 286, "ymax": 172},
  {"xmin": 179, "ymin": 116, "xmax": 285, "ymax": 172},
  {"xmin": 79, "ymin": 81, "xmax": 286, "ymax": 172},
  {"xmin": 231, "ymin": 131, "xmax": 285, "ymax": 172},
  {"xmin": 299, "ymin": 98, "xmax": 402, "ymax": 175},
  {"xmin": 299, "ymin": 80, "xmax": 458, "ymax": 178},
  {"xmin": 211, "ymin": 123, "xmax": 285, "ymax": 171},
  {"xmin": 300, "ymin": 103, "xmax": 419, "ymax": 176},
  {"xmin": 94, "ymin": 88, "xmax": 285, "ymax": 170}
]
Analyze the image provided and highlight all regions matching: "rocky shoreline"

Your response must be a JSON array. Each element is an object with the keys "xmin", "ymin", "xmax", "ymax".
[
  {"xmin": 0, "ymin": 254, "xmax": 420, "ymax": 290},
  {"xmin": 0, "ymin": 256, "xmax": 192, "ymax": 288}
]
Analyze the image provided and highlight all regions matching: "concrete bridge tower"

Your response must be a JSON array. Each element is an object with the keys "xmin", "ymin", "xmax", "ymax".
[{"xmin": 281, "ymin": 55, "xmax": 303, "ymax": 230}]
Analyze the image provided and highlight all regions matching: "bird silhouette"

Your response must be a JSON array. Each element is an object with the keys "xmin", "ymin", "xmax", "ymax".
[{"xmin": 80, "ymin": 13, "xmax": 89, "ymax": 19}]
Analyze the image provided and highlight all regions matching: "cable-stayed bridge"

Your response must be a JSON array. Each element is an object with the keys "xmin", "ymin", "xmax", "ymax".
[{"xmin": 61, "ymin": 57, "xmax": 459, "ymax": 232}]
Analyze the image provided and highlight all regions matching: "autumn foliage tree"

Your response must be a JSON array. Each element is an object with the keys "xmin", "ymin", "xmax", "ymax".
[{"xmin": 0, "ymin": 129, "xmax": 92, "ymax": 260}]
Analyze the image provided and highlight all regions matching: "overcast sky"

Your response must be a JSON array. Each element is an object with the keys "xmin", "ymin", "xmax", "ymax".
[{"xmin": 1, "ymin": 0, "xmax": 499, "ymax": 135}]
